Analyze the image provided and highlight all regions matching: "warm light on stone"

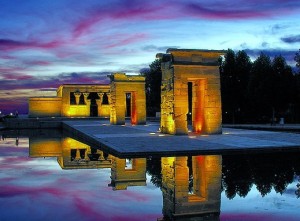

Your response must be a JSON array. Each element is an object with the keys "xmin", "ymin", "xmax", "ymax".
[
  {"xmin": 109, "ymin": 73, "xmax": 146, "ymax": 125},
  {"xmin": 29, "ymin": 84, "xmax": 110, "ymax": 117},
  {"xmin": 157, "ymin": 49, "xmax": 225, "ymax": 135},
  {"xmin": 109, "ymin": 157, "xmax": 146, "ymax": 190},
  {"xmin": 161, "ymin": 155, "xmax": 222, "ymax": 220}
]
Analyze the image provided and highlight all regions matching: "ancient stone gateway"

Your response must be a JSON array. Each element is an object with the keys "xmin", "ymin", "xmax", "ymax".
[
  {"xmin": 109, "ymin": 73, "xmax": 146, "ymax": 125},
  {"xmin": 160, "ymin": 155, "xmax": 222, "ymax": 220},
  {"xmin": 157, "ymin": 49, "xmax": 225, "ymax": 135}
]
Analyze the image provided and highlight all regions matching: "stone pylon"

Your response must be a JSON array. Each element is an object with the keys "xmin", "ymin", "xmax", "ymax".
[{"xmin": 157, "ymin": 49, "xmax": 225, "ymax": 135}]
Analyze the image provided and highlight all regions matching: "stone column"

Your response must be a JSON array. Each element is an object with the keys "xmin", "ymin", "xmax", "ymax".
[
  {"xmin": 83, "ymin": 92, "xmax": 90, "ymax": 105},
  {"xmin": 97, "ymin": 92, "xmax": 104, "ymax": 104},
  {"xmin": 106, "ymin": 92, "xmax": 111, "ymax": 104},
  {"xmin": 74, "ymin": 91, "xmax": 81, "ymax": 105}
]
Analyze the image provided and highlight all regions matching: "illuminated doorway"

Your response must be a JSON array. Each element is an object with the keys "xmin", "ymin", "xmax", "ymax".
[{"xmin": 189, "ymin": 79, "xmax": 206, "ymax": 133}]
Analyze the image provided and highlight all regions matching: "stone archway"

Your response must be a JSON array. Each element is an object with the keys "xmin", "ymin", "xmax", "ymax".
[
  {"xmin": 160, "ymin": 155, "xmax": 222, "ymax": 220},
  {"xmin": 109, "ymin": 73, "xmax": 146, "ymax": 125},
  {"xmin": 157, "ymin": 49, "xmax": 226, "ymax": 135}
]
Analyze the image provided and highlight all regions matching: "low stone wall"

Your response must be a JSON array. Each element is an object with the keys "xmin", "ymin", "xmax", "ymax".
[{"xmin": 3, "ymin": 118, "xmax": 62, "ymax": 129}]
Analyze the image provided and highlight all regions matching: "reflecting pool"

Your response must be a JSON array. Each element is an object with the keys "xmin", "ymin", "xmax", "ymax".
[{"xmin": 0, "ymin": 129, "xmax": 300, "ymax": 221}]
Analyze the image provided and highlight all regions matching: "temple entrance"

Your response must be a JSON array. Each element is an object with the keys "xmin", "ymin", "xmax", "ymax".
[
  {"xmin": 189, "ymin": 79, "xmax": 206, "ymax": 133},
  {"xmin": 187, "ymin": 82, "xmax": 193, "ymax": 124},
  {"xmin": 158, "ymin": 49, "xmax": 224, "ymax": 135},
  {"xmin": 109, "ymin": 73, "xmax": 146, "ymax": 125},
  {"xmin": 125, "ymin": 93, "xmax": 131, "ymax": 117},
  {"xmin": 88, "ymin": 92, "xmax": 99, "ymax": 117}
]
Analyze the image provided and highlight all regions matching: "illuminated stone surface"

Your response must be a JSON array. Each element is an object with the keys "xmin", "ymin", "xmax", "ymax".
[
  {"xmin": 29, "ymin": 97, "xmax": 62, "ymax": 117},
  {"xmin": 157, "ymin": 49, "xmax": 225, "ymax": 135},
  {"xmin": 109, "ymin": 157, "xmax": 146, "ymax": 190},
  {"xmin": 161, "ymin": 155, "xmax": 222, "ymax": 220},
  {"xmin": 29, "ymin": 137, "xmax": 62, "ymax": 157},
  {"xmin": 28, "ymin": 135, "xmax": 112, "ymax": 169},
  {"xmin": 109, "ymin": 73, "xmax": 146, "ymax": 125},
  {"xmin": 29, "ymin": 84, "xmax": 110, "ymax": 117}
]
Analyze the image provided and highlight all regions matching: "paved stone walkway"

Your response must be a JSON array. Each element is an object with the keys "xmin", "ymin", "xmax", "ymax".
[{"xmin": 63, "ymin": 120, "xmax": 300, "ymax": 157}]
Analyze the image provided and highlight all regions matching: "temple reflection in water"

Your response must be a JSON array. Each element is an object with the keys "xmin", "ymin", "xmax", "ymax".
[
  {"xmin": 28, "ymin": 135, "xmax": 222, "ymax": 220},
  {"xmin": 159, "ymin": 156, "xmax": 221, "ymax": 221},
  {"xmin": 1, "ymin": 130, "xmax": 298, "ymax": 220}
]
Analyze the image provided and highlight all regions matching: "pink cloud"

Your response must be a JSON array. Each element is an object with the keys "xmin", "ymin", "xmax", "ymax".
[
  {"xmin": 2, "ymin": 73, "xmax": 34, "ymax": 80},
  {"xmin": 70, "ymin": 0, "xmax": 300, "ymax": 40},
  {"xmin": 73, "ymin": 196, "xmax": 106, "ymax": 220},
  {"xmin": 0, "ymin": 185, "xmax": 64, "ymax": 198},
  {"xmin": 104, "ymin": 33, "xmax": 148, "ymax": 49},
  {"xmin": 183, "ymin": 3, "xmax": 271, "ymax": 19},
  {"xmin": 23, "ymin": 60, "xmax": 51, "ymax": 66}
]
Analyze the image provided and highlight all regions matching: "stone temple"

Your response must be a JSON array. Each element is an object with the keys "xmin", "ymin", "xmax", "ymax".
[
  {"xmin": 157, "ymin": 49, "xmax": 225, "ymax": 135},
  {"xmin": 29, "ymin": 49, "xmax": 225, "ymax": 134}
]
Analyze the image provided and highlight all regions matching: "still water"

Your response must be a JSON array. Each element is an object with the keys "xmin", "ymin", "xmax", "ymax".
[{"xmin": 0, "ymin": 129, "xmax": 300, "ymax": 221}]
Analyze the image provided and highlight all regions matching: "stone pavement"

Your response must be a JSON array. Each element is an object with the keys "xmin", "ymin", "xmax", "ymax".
[{"xmin": 63, "ymin": 120, "xmax": 300, "ymax": 157}]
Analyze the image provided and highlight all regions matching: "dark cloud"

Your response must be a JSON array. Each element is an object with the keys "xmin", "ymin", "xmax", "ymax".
[
  {"xmin": 281, "ymin": 35, "xmax": 300, "ymax": 43},
  {"xmin": 142, "ymin": 45, "xmax": 180, "ymax": 52},
  {"xmin": 243, "ymin": 48, "xmax": 298, "ymax": 71}
]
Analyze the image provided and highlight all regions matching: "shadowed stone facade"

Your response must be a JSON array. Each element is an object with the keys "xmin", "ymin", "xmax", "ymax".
[{"xmin": 157, "ymin": 49, "xmax": 225, "ymax": 135}]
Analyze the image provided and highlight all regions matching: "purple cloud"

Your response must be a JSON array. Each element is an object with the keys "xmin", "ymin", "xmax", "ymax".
[{"xmin": 0, "ymin": 39, "xmax": 64, "ymax": 52}]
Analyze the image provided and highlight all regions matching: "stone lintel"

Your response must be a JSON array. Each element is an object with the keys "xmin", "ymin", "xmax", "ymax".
[
  {"xmin": 108, "ymin": 73, "xmax": 145, "ymax": 82},
  {"xmin": 172, "ymin": 62, "xmax": 220, "ymax": 66},
  {"xmin": 166, "ymin": 48, "xmax": 226, "ymax": 56}
]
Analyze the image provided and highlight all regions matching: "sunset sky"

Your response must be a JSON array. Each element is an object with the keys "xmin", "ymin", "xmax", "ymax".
[{"xmin": 1, "ymin": 0, "xmax": 300, "ymax": 113}]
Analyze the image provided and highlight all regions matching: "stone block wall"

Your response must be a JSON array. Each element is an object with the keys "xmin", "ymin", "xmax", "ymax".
[
  {"xmin": 110, "ymin": 157, "xmax": 146, "ymax": 190},
  {"xmin": 161, "ymin": 155, "xmax": 222, "ymax": 220},
  {"xmin": 157, "ymin": 49, "xmax": 225, "ymax": 135},
  {"xmin": 109, "ymin": 73, "xmax": 146, "ymax": 125},
  {"xmin": 28, "ymin": 97, "xmax": 62, "ymax": 117}
]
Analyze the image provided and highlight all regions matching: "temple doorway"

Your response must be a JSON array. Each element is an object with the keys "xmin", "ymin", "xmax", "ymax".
[
  {"xmin": 88, "ymin": 92, "xmax": 99, "ymax": 117},
  {"xmin": 125, "ymin": 93, "xmax": 131, "ymax": 117},
  {"xmin": 188, "ymin": 79, "xmax": 206, "ymax": 133}
]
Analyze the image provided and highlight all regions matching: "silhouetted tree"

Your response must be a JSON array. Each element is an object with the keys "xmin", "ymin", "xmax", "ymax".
[
  {"xmin": 220, "ymin": 49, "xmax": 236, "ymax": 123},
  {"xmin": 295, "ymin": 49, "xmax": 300, "ymax": 73},
  {"xmin": 146, "ymin": 157, "xmax": 162, "ymax": 188},
  {"xmin": 234, "ymin": 50, "xmax": 252, "ymax": 123},
  {"xmin": 271, "ymin": 55, "xmax": 296, "ymax": 121},
  {"xmin": 294, "ymin": 50, "xmax": 300, "ymax": 122},
  {"xmin": 220, "ymin": 49, "xmax": 252, "ymax": 123},
  {"xmin": 222, "ymin": 152, "xmax": 300, "ymax": 199},
  {"xmin": 247, "ymin": 53, "xmax": 273, "ymax": 123},
  {"xmin": 140, "ymin": 59, "xmax": 162, "ymax": 116}
]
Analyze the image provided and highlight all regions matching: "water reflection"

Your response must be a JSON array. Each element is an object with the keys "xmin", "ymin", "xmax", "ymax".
[
  {"xmin": 159, "ymin": 156, "xmax": 221, "ymax": 221},
  {"xmin": 1, "ymin": 129, "xmax": 300, "ymax": 220},
  {"xmin": 109, "ymin": 158, "xmax": 147, "ymax": 190}
]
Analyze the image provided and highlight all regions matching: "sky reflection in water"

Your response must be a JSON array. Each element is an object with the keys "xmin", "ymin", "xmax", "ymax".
[{"xmin": 0, "ymin": 135, "xmax": 300, "ymax": 221}]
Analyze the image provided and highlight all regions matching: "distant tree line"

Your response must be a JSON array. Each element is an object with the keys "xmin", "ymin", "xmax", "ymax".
[
  {"xmin": 220, "ymin": 49, "xmax": 300, "ymax": 124},
  {"xmin": 141, "ymin": 49, "xmax": 300, "ymax": 123}
]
